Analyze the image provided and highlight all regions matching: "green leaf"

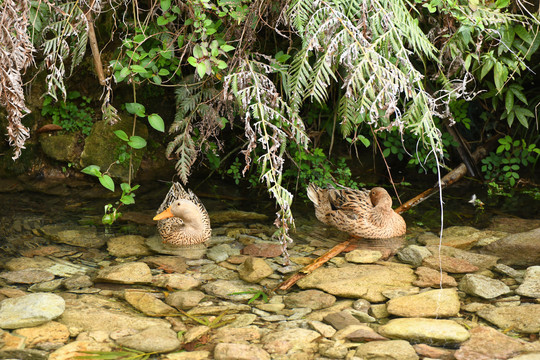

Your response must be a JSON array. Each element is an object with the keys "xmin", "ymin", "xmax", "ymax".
[
  {"xmin": 187, "ymin": 56, "xmax": 198, "ymax": 67},
  {"xmin": 157, "ymin": 16, "xmax": 168, "ymax": 26},
  {"xmin": 148, "ymin": 113, "xmax": 165, "ymax": 132},
  {"xmin": 114, "ymin": 130, "xmax": 129, "ymax": 141},
  {"xmin": 120, "ymin": 194, "xmax": 135, "ymax": 205},
  {"xmin": 493, "ymin": 62, "xmax": 508, "ymax": 92},
  {"xmin": 495, "ymin": 0, "xmax": 509, "ymax": 8},
  {"xmin": 125, "ymin": 102, "xmax": 146, "ymax": 117},
  {"xmin": 382, "ymin": 148, "xmax": 391, "ymax": 157},
  {"xmin": 217, "ymin": 60, "xmax": 227, "ymax": 69},
  {"xmin": 505, "ymin": 90, "xmax": 514, "ymax": 113},
  {"xmin": 128, "ymin": 136, "xmax": 147, "ymax": 149},
  {"xmin": 514, "ymin": 107, "xmax": 532, "ymax": 128},
  {"xmin": 220, "ymin": 44, "xmax": 235, "ymax": 52},
  {"xmin": 81, "ymin": 165, "xmax": 101, "ymax": 177},
  {"xmin": 193, "ymin": 45, "xmax": 203, "ymax": 58},
  {"xmin": 99, "ymin": 175, "xmax": 115, "ymax": 192},
  {"xmin": 480, "ymin": 58, "xmax": 494, "ymax": 80},
  {"xmin": 515, "ymin": 25, "xmax": 532, "ymax": 44},
  {"xmin": 196, "ymin": 62, "xmax": 207, "ymax": 78},
  {"xmin": 158, "ymin": 68, "xmax": 170, "ymax": 76},
  {"xmin": 509, "ymin": 84, "xmax": 528, "ymax": 105},
  {"xmin": 131, "ymin": 65, "xmax": 148, "ymax": 74},
  {"xmin": 161, "ymin": 0, "xmax": 171, "ymax": 11}
]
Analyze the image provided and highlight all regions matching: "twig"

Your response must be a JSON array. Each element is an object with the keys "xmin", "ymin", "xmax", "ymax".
[{"xmin": 85, "ymin": 10, "xmax": 106, "ymax": 85}]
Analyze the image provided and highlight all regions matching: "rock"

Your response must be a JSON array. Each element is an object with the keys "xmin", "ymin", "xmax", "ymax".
[
  {"xmin": 241, "ymin": 243, "xmax": 283, "ymax": 258},
  {"xmin": 308, "ymin": 320, "xmax": 336, "ymax": 338},
  {"xmin": 207, "ymin": 244, "xmax": 240, "ymax": 262},
  {"xmin": 40, "ymin": 225, "xmax": 106, "ymax": 248},
  {"xmin": 418, "ymin": 226, "xmax": 506, "ymax": 249},
  {"xmin": 345, "ymin": 249, "xmax": 383, "ymax": 263},
  {"xmin": 199, "ymin": 263, "xmax": 238, "ymax": 280},
  {"xmin": 143, "ymin": 256, "xmax": 188, "ymax": 273},
  {"xmin": 454, "ymin": 326, "xmax": 538, "ymax": 360},
  {"xmin": 152, "ymin": 273, "xmax": 201, "ymax": 290},
  {"xmin": 493, "ymin": 263, "xmax": 525, "ymax": 281},
  {"xmin": 48, "ymin": 340, "xmax": 113, "ymax": 360},
  {"xmin": 386, "ymin": 289, "xmax": 460, "ymax": 318},
  {"xmin": 262, "ymin": 328, "xmax": 320, "ymax": 355},
  {"xmin": 370, "ymin": 304, "xmax": 389, "ymax": 319},
  {"xmin": 413, "ymin": 266, "xmax": 458, "ymax": 288},
  {"xmin": 352, "ymin": 298, "xmax": 371, "ymax": 312},
  {"xmin": 297, "ymin": 263, "xmax": 415, "ymax": 302},
  {"xmin": 413, "ymin": 344, "xmax": 455, "ymax": 360},
  {"xmin": 0, "ymin": 269, "xmax": 55, "ymax": 284},
  {"xmin": 5, "ymin": 256, "xmax": 56, "ymax": 271},
  {"xmin": 256, "ymin": 303, "xmax": 285, "ymax": 313},
  {"xmin": 124, "ymin": 291, "xmax": 177, "ymax": 316},
  {"xmin": 337, "ymin": 324, "xmax": 388, "ymax": 342},
  {"xmin": 211, "ymin": 327, "xmax": 261, "ymax": 344},
  {"xmin": 397, "ymin": 245, "xmax": 432, "ymax": 267},
  {"xmin": 427, "ymin": 245, "xmax": 499, "ymax": 269},
  {"xmin": 319, "ymin": 340, "xmax": 349, "ymax": 358},
  {"xmin": 0, "ymin": 293, "xmax": 65, "ymax": 329},
  {"xmin": 237, "ymin": 257, "xmax": 274, "ymax": 283},
  {"xmin": 481, "ymin": 228, "xmax": 540, "ymax": 267},
  {"xmin": 145, "ymin": 235, "xmax": 207, "ymax": 259},
  {"xmin": 107, "ymin": 235, "xmax": 151, "ymax": 257},
  {"xmin": 166, "ymin": 291, "xmax": 206, "ymax": 310},
  {"xmin": 378, "ymin": 318, "xmax": 470, "ymax": 345},
  {"xmin": 323, "ymin": 310, "xmax": 361, "ymax": 330},
  {"xmin": 95, "ymin": 262, "xmax": 152, "ymax": 284},
  {"xmin": 516, "ymin": 266, "xmax": 540, "ymax": 298},
  {"xmin": 13, "ymin": 321, "xmax": 70, "ymax": 349},
  {"xmin": 0, "ymin": 330, "xmax": 26, "ymax": 350},
  {"xmin": 355, "ymin": 340, "xmax": 419, "ymax": 360},
  {"xmin": 423, "ymin": 255, "xmax": 479, "ymax": 273},
  {"xmin": 182, "ymin": 325, "xmax": 211, "ymax": 344},
  {"xmin": 284, "ymin": 290, "xmax": 336, "ymax": 310},
  {"xmin": 477, "ymin": 304, "xmax": 540, "ymax": 333},
  {"xmin": 40, "ymin": 132, "xmax": 80, "ymax": 163},
  {"xmin": 381, "ymin": 287, "xmax": 420, "ymax": 300},
  {"xmin": 162, "ymin": 350, "xmax": 211, "ymax": 360},
  {"xmin": 214, "ymin": 343, "xmax": 270, "ymax": 360},
  {"xmin": 63, "ymin": 275, "xmax": 93, "ymax": 290},
  {"xmin": 459, "ymin": 274, "xmax": 511, "ymax": 299},
  {"xmin": 114, "ymin": 325, "xmax": 180, "ymax": 353},
  {"xmin": 487, "ymin": 216, "xmax": 540, "ymax": 233},
  {"xmin": 29, "ymin": 279, "xmax": 63, "ymax": 292},
  {"xmin": 201, "ymin": 280, "xmax": 263, "ymax": 302},
  {"xmin": 210, "ymin": 210, "xmax": 269, "ymax": 224}
]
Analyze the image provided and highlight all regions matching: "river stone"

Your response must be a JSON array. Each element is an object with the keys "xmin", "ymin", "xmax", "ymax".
[
  {"xmin": 345, "ymin": 249, "xmax": 383, "ymax": 263},
  {"xmin": 5, "ymin": 256, "xmax": 56, "ymax": 271},
  {"xmin": 413, "ymin": 266, "xmax": 458, "ymax": 288},
  {"xmin": 161, "ymin": 351, "xmax": 211, "ymax": 360},
  {"xmin": 454, "ymin": 326, "xmax": 539, "ymax": 360},
  {"xmin": 355, "ymin": 340, "xmax": 419, "ymax": 360},
  {"xmin": 237, "ymin": 257, "xmax": 274, "ymax": 283},
  {"xmin": 386, "ymin": 289, "xmax": 460, "ymax": 318},
  {"xmin": 13, "ymin": 321, "xmax": 70, "ymax": 348},
  {"xmin": 152, "ymin": 273, "xmax": 201, "ymax": 290},
  {"xmin": 427, "ymin": 245, "xmax": 499, "ymax": 269},
  {"xmin": 145, "ymin": 235, "xmax": 207, "ymax": 259},
  {"xmin": 114, "ymin": 325, "xmax": 181, "ymax": 353},
  {"xmin": 241, "ymin": 243, "xmax": 283, "ymax": 258},
  {"xmin": 487, "ymin": 216, "xmax": 540, "ymax": 233},
  {"xmin": 201, "ymin": 280, "xmax": 263, "ymax": 301},
  {"xmin": 379, "ymin": 318, "xmax": 470, "ymax": 345},
  {"xmin": 95, "ymin": 262, "xmax": 152, "ymax": 284},
  {"xmin": 124, "ymin": 291, "xmax": 177, "ymax": 316},
  {"xmin": 107, "ymin": 235, "xmax": 151, "ymax": 257},
  {"xmin": 397, "ymin": 245, "xmax": 432, "ymax": 267},
  {"xmin": 262, "ymin": 328, "xmax": 320, "ymax": 355},
  {"xmin": 284, "ymin": 289, "xmax": 336, "ymax": 310},
  {"xmin": 211, "ymin": 326, "xmax": 261, "ymax": 344},
  {"xmin": 0, "ymin": 269, "xmax": 55, "ymax": 284},
  {"xmin": 142, "ymin": 256, "xmax": 188, "ymax": 274},
  {"xmin": 48, "ymin": 340, "xmax": 113, "ymax": 360},
  {"xmin": 477, "ymin": 304, "xmax": 540, "ymax": 333},
  {"xmin": 418, "ymin": 226, "xmax": 507, "ymax": 249},
  {"xmin": 458, "ymin": 274, "xmax": 511, "ymax": 299},
  {"xmin": 29, "ymin": 278, "xmax": 63, "ymax": 292},
  {"xmin": 481, "ymin": 227, "xmax": 540, "ymax": 267},
  {"xmin": 423, "ymin": 254, "xmax": 479, "ymax": 273},
  {"xmin": 334, "ymin": 324, "xmax": 387, "ymax": 342},
  {"xmin": 323, "ymin": 310, "xmax": 361, "ymax": 330},
  {"xmin": 214, "ymin": 343, "xmax": 270, "ymax": 360},
  {"xmin": 166, "ymin": 290, "xmax": 206, "ymax": 310},
  {"xmin": 297, "ymin": 263, "xmax": 415, "ymax": 302},
  {"xmin": 413, "ymin": 344, "xmax": 455, "ymax": 360},
  {"xmin": 516, "ymin": 266, "xmax": 540, "ymax": 298},
  {"xmin": 40, "ymin": 224, "xmax": 106, "ymax": 248},
  {"xmin": 63, "ymin": 275, "xmax": 93, "ymax": 290},
  {"xmin": 308, "ymin": 320, "xmax": 336, "ymax": 338},
  {"xmin": 0, "ymin": 293, "xmax": 66, "ymax": 329},
  {"xmin": 207, "ymin": 244, "xmax": 240, "ymax": 262}
]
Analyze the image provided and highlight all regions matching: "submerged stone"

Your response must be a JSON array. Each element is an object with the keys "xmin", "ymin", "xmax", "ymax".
[{"xmin": 0, "ymin": 293, "xmax": 65, "ymax": 329}]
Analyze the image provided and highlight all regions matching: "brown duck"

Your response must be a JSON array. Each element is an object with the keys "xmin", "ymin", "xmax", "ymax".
[
  {"xmin": 153, "ymin": 182, "xmax": 211, "ymax": 246},
  {"xmin": 307, "ymin": 184, "xmax": 406, "ymax": 239}
]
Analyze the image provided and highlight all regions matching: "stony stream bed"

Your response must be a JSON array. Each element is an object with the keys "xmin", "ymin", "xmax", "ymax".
[{"xmin": 0, "ymin": 190, "xmax": 540, "ymax": 360}]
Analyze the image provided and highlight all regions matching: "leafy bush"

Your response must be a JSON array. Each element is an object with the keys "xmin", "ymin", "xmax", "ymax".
[{"xmin": 41, "ymin": 91, "xmax": 94, "ymax": 135}]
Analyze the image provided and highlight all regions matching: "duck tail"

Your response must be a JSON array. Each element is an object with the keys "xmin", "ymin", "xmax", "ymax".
[{"xmin": 306, "ymin": 183, "xmax": 321, "ymax": 206}]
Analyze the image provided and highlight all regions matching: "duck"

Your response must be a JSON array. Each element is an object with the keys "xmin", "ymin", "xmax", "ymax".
[
  {"xmin": 153, "ymin": 182, "xmax": 212, "ymax": 246},
  {"xmin": 306, "ymin": 184, "xmax": 406, "ymax": 239}
]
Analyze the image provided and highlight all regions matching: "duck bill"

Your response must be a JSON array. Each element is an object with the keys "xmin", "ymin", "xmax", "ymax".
[{"xmin": 153, "ymin": 207, "xmax": 174, "ymax": 220}]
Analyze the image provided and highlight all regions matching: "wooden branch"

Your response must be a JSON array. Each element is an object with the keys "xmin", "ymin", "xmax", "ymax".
[{"xmin": 86, "ymin": 11, "xmax": 106, "ymax": 85}]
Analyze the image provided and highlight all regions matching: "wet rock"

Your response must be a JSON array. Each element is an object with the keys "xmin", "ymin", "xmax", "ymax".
[
  {"xmin": 427, "ymin": 245, "xmax": 499, "ymax": 269},
  {"xmin": 40, "ymin": 225, "xmax": 106, "ymax": 248},
  {"xmin": 114, "ymin": 325, "xmax": 181, "ymax": 353},
  {"xmin": 256, "ymin": 303, "xmax": 285, "ymax": 313},
  {"xmin": 262, "ymin": 328, "xmax": 320, "ymax": 355},
  {"xmin": 370, "ymin": 304, "xmax": 389, "ymax": 319},
  {"xmin": 323, "ymin": 310, "xmax": 361, "ymax": 330},
  {"xmin": 319, "ymin": 339, "xmax": 348, "ymax": 358},
  {"xmin": 48, "ymin": 340, "xmax": 113, "ymax": 360},
  {"xmin": 306, "ymin": 300, "xmax": 355, "ymax": 322},
  {"xmin": 454, "ymin": 326, "xmax": 540, "ymax": 360},
  {"xmin": 0, "ymin": 288, "xmax": 26, "ymax": 298},
  {"xmin": 413, "ymin": 266, "xmax": 458, "ymax": 288},
  {"xmin": 337, "ymin": 324, "xmax": 388, "ymax": 342},
  {"xmin": 143, "ymin": 256, "xmax": 188, "ymax": 274},
  {"xmin": 46, "ymin": 261, "xmax": 90, "ymax": 277},
  {"xmin": 107, "ymin": 235, "xmax": 151, "ymax": 257},
  {"xmin": 162, "ymin": 350, "xmax": 211, "ymax": 360},
  {"xmin": 516, "ymin": 266, "xmax": 540, "ymax": 298},
  {"xmin": 387, "ymin": 289, "xmax": 460, "ymax": 318},
  {"xmin": 237, "ymin": 257, "xmax": 274, "ymax": 283},
  {"xmin": 308, "ymin": 320, "xmax": 336, "ymax": 338},
  {"xmin": 487, "ymin": 216, "xmax": 540, "ymax": 234},
  {"xmin": 211, "ymin": 327, "xmax": 261, "ymax": 344},
  {"xmin": 241, "ymin": 243, "xmax": 283, "ymax": 258},
  {"xmin": 284, "ymin": 289, "xmax": 336, "ymax": 310},
  {"xmin": 423, "ymin": 254, "xmax": 479, "ymax": 273},
  {"xmin": 13, "ymin": 321, "xmax": 70, "ymax": 349},
  {"xmin": 0, "ymin": 330, "xmax": 25, "ymax": 350},
  {"xmin": 214, "ymin": 343, "xmax": 270, "ymax": 360},
  {"xmin": 481, "ymin": 228, "xmax": 540, "ymax": 267},
  {"xmin": 0, "ymin": 293, "xmax": 65, "ymax": 329},
  {"xmin": 355, "ymin": 340, "xmax": 419, "ymax": 360},
  {"xmin": 29, "ymin": 279, "xmax": 63, "ymax": 292},
  {"xmin": 182, "ymin": 325, "xmax": 210, "ymax": 344},
  {"xmin": 165, "ymin": 290, "xmax": 205, "ymax": 310},
  {"xmin": 0, "ymin": 269, "xmax": 55, "ymax": 284},
  {"xmin": 381, "ymin": 287, "xmax": 420, "ymax": 300},
  {"xmin": 379, "ymin": 318, "xmax": 470, "ymax": 345},
  {"xmin": 345, "ymin": 249, "xmax": 382, "ymax": 263},
  {"xmin": 201, "ymin": 280, "xmax": 263, "ymax": 301},
  {"xmin": 413, "ymin": 344, "xmax": 455, "ymax": 360},
  {"xmin": 349, "ymin": 308, "xmax": 376, "ymax": 323},
  {"xmin": 459, "ymin": 274, "xmax": 512, "ymax": 299},
  {"xmin": 477, "ymin": 304, "xmax": 540, "ymax": 333},
  {"xmin": 95, "ymin": 262, "xmax": 152, "ymax": 284},
  {"xmin": 5, "ymin": 256, "xmax": 56, "ymax": 271},
  {"xmin": 297, "ymin": 263, "xmax": 415, "ymax": 302},
  {"xmin": 397, "ymin": 245, "xmax": 432, "ymax": 267},
  {"xmin": 207, "ymin": 244, "xmax": 240, "ymax": 262},
  {"xmin": 145, "ymin": 236, "xmax": 207, "ymax": 259},
  {"xmin": 493, "ymin": 263, "xmax": 525, "ymax": 281},
  {"xmin": 418, "ymin": 226, "xmax": 506, "ymax": 249},
  {"xmin": 199, "ymin": 263, "xmax": 238, "ymax": 280},
  {"xmin": 210, "ymin": 210, "xmax": 268, "ymax": 224},
  {"xmin": 152, "ymin": 273, "xmax": 201, "ymax": 290},
  {"xmin": 124, "ymin": 290, "xmax": 177, "ymax": 316},
  {"xmin": 352, "ymin": 298, "xmax": 370, "ymax": 312},
  {"xmin": 63, "ymin": 275, "xmax": 93, "ymax": 290}
]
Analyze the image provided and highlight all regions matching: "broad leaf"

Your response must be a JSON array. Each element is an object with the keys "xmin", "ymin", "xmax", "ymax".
[
  {"xmin": 81, "ymin": 165, "xmax": 101, "ymax": 177},
  {"xmin": 125, "ymin": 102, "xmax": 146, "ymax": 117},
  {"xmin": 128, "ymin": 136, "xmax": 147, "ymax": 149},
  {"xmin": 99, "ymin": 175, "xmax": 115, "ymax": 192},
  {"xmin": 114, "ymin": 130, "xmax": 129, "ymax": 141},
  {"xmin": 148, "ymin": 113, "xmax": 165, "ymax": 132}
]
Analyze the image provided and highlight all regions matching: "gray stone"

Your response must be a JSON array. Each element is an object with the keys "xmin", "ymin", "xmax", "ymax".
[
  {"xmin": 206, "ymin": 244, "xmax": 240, "ymax": 263},
  {"xmin": 355, "ymin": 340, "xmax": 419, "ymax": 360},
  {"xmin": 345, "ymin": 249, "xmax": 382, "ymax": 263},
  {"xmin": 459, "ymin": 274, "xmax": 512, "ymax": 299},
  {"xmin": 481, "ymin": 228, "xmax": 540, "ymax": 267},
  {"xmin": 516, "ymin": 266, "xmax": 540, "ymax": 298},
  {"xmin": 201, "ymin": 280, "xmax": 263, "ymax": 302},
  {"xmin": 107, "ymin": 235, "xmax": 151, "ymax": 257},
  {"xmin": 284, "ymin": 289, "xmax": 336, "ymax": 310},
  {"xmin": 166, "ymin": 291, "xmax": 206, "ymax": 310},
  {"xmin": 493, "ymin": 263, "xmax": 525, "ymax": 281},
  {"xmin": 477, "ymin": 304, "xmax": 540, "ymax": 333},
  {"xmin": 40, "ymin": 225, "xmax": 106, "ymax": 248},
  {"xmin": 145, "ymin": 235, "xmax": 207, "ymax": 258},
  {"xmin": 386, "ymin": 289, "xmax": 461, "ymax": 318},
  {"xmin": 237, "ymin": 257, "xmax": 274, "ymax": 283},
  {"xmin": 0, "ymin": 269, "xmax": 55, "ymax": 284},
  {"xmin": 95, "ymin": 262, "xmax": 152, "ymax": 284},
  {"xmin": 63, "ymin": 275, "xmax": 93, "ymax": 290},
  {"xmin": 262, "ymin": 328, "xmax": 320, "ymax": 355},
  {"xmin": 427, "ymin": 245, "xmax": 499, "ymax": 269},
  {"xmin": 214, "ymin": 343, "xmax": 270, "ymax": 360},
  {"xmin": 0, "ymin": 293, "xmax": 65, "ymax": 329},
  {"xmin": 308, "ymin": 320, "xmax": 336, "ymax": 338},
  {"xmin": 152, "ymin": 273, "xmax": 201, "ymax": 290},
  {"xmin": 397, "ymin": 245, "xmax": 432, "ymax": 267},
  {"xmin": 323, "ymin": 310, "xmax": 361, "ymax": 330},
  {"xmin": 379, "ymin": 318, "xmax": 470, "ymax": 345},
  {"xmin": 124, "ymin": 291, "xmax": 177, "ymax": 316},
  {"xmin": 114, "ymin": 325, "xmax": 180, "ymax": 353},
  {"xmin": 28, "ymin": 278, "xmax": 63, "ymax": 292}
]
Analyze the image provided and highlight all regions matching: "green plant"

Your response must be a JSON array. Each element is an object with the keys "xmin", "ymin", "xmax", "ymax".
[
  {"xmin": 229, "ymin": 288, "xmax": 269, "ymax": 304},
  {"xmin": 75, "ymin": 348, "xmax": 158, "ymax": 360},
  {"xmin": 41, "ymin": 91, "xmax": 94, "ymax": 135}
]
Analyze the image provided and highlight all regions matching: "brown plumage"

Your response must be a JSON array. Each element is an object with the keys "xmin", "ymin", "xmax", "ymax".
[
  {"xmin": 306, "ymin": 184, "xmax": 406, "ymax": 239},
  {"xmin": 153, "ymin": 182, "xmax": 211, "ymax": 246}
]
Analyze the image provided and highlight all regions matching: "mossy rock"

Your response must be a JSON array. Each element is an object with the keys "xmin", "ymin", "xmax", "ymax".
[
  {"xmin": 81, "ymin": 115, "xmax": 148, "ymax": 182},
  {"xmin": 39, "ymin": 132, "xmax": 82, "ymax": 163}
]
